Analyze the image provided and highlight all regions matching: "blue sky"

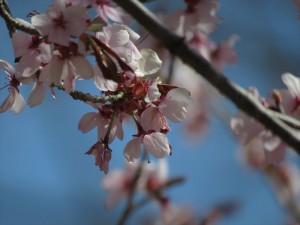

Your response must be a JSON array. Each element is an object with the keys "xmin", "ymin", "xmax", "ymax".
[{"xmin": 1, "ymin": 1, "xmax": 300, "ymax": 225}]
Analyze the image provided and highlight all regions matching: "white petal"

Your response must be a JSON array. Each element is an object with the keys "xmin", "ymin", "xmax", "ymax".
[
  {"xmin": 78, "ymin": 112, "xmax": 99, "ymax": 133},
  {"xmin": 123, "ymin": 138, "xmax": 142, "ymax": 162},
  {"xmin": 0, "ymin": 91, "xmax": 15, "ymax": 113},
  {"xmin": 70, "ymin": 56, "xmax": 93, "ymax": 79},
  {"xmin": 0, "ymin": 59, "xmax": 15, "ymax": 76},
  {"xmin": 147, "ymin": 81, "xmax": 161, "ymax": 102},
  {"xmin": 48, "ymin": 27, "xmax": 70, "ymax": 46},
  {"xmin": 137, "ymin": 49, "xmax": 162, "ymax": 75},
  {"xmin": 105, "ymin": 25, "xmax": 130, "ymax": 47},
  {"xmin": 159, "ymin": 88, "xmax": 193, "ymax": 122},
  {"xmin": 12, "ymin": 32, "xmax": 31, "ymax": 58},
  {"xmin": 64, "ymin": 5, "xmax": 88, "ymax": 37},
  {"xmin": 10, "ymin": 89, "xmax": 25, "ymax": 114},
  {"xmin": 282, "ymin": 73, "xmax": 300, "ymax": 99},
  {"xmin": 141, "ymin": 106, "xmax": 165, "ymax": 132},
  {"xmin": 31, "ymin": 14, "xmax": 52, "ymax": 35},
  {"xmin": 93, "ymin": 65, "xmax": 118, "ymax": 91},
  {"xmin": 28, "ymin": 82, "xmax": 46, "ymax": 108},
  {"xmin": 143, "ymin": 132, "xmax": 171, "ymax": 158}
]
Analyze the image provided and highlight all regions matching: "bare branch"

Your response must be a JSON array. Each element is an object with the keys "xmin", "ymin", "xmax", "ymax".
[
  {"xmin": 53, "ymin": 85, "xmax": 125, "ymax": 104},
  {"xmin": 0, "ymin": 0, "xmax": 39, "ymax": 36},
  {"xmin": 113, "ymin": 0, "xmax": 300, "ymax": 154}
]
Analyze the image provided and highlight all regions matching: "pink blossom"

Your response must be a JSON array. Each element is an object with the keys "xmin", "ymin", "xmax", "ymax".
[
  {"xmin": 39, "ymin": 43, "xmax": 93, "ymax": 93},
  {"xmin": 124, "ymin": 132, "xmax": 171, "ymax": 162},
  {"xmin": 90, "ymin": 0, "xmax": 129, "ymax": 23},
  {"xmin": 31, "ymin": 0, "xmax": 88, "ymax": 46},
  {"xmin": 102, "ymin": 160, "xmax": 168, "ymax": 208},
  {"xmin": 0, "ymin": 60, "xmax": 25, "ymax": 114},
  {"xmin": 281, "ymin": 73, "xmax": 300, "ymax": 115},
  {"xmin": 28, "ymin": 82, "xmax": 46, "ymax": 108},
  {"xmin": 78, "ymin": 109, "xmax": 123, "ymax": 143},
  {"xmin": 96, "ymin": 24, "xmax": 141, "ymax": 63},
  {"xmin": 211, "ymin": 35, "xmax": 239, "ymax": 71},
  {"xmin": 231, "ymin": 88, "xmax": 286, "ymax": 164},
  {"xmin": 12, "ymin": 32, "xmax": 52, "ymax": 81},
  {"xmin": 157, "ymin": 204, "xmax": 197, "ymax": 225},
  {"xmin": 93, "ymin": 64, "xmax": 118, "ymax": 92},
  {"xmin": 85, "ymin": 141, "xmax": 111, "ymax": 174},
  {"xmin": 158, "ymin": 88, "xmax": 193, "ymax": 123}
]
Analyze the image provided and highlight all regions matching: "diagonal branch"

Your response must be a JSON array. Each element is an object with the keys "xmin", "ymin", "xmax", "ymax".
[
  {"xmin": 0, "ymin": 0, "xmax": 39, "ymax": 36},
  {"xmin": 113, "ymin": 0, "xmax": 300, "ymax": 153}
]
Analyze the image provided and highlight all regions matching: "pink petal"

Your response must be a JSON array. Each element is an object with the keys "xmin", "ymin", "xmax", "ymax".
[
  {"xmin": 143, "ymin": 132, "xmax": 171, "ymax": 158},
  {"xmin": 93, "ymin": 65, "xmax": 118, "ymax": 91},
  {"xmin": 48, "ymin": 27, "xmax": 70, "ymax": 46},
  {"xmin": 141, "ymin": 106, "xmax": 167, "ymax": 132},
  {"xmin": 0, "ymin": 59, "xmax": 15, "ymax": 76},
  {"xmin": 0, "ymin": 91, "xmax": 15, "ymax": 113},
  {"xmin": 104, "ymin": 24, "xmax": 130, "ymax": 47},
  {"xmin": 64, "ymin": 5, "xmax": 88, "ymax": 37},
  {"xmin": 12, "ymin": 32, "xmax": 31, "ymax": 58},
  {"xmin": 282, "ymin": 73, "xmax": 300, "ymax": 99},
  {"xmin": 28, "ymin": 82, "xmax": 46, "ymax": 107},
  {"xmin": 70, "ymin": 56, "xmax": 93, "ymax": 79},
  {"xmin": 10, "ymin": 89, "xmax": 25, "ymax": 114},
  {"xmin": 159, "ymin": 88, "xmax": 193, "ymax": 122},
  {"xmin": 78, "ymin": 112, "xmax": 99, "ymax": 133},
  {"xmin": 31, "ymin": 14, "xmax": 52, "ymax": 36},
  {"xmin": 123, "ymin": 137, "xmax": 142, "ymax": 162}
]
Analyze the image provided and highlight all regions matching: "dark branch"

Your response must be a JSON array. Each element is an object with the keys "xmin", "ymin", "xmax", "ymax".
[
  {"xmin": 113, "ymin": 0, "xmax": 300, "ymax": 154},
  {"xmin": 0, "ymin": 0, "xmax": 39, "ymax": 36}
]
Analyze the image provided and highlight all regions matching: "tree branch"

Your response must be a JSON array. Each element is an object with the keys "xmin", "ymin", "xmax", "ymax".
[
  {"xmin": 53, "ymin": 85, "xmax": 125, "ymax": 104},
  {"xmin": 0, "ymin": 0, "xmax": 39, "ymax": 36},
  {"xmin": 113, "ymin": 0, "xmax": 300, "ymax": 154}
]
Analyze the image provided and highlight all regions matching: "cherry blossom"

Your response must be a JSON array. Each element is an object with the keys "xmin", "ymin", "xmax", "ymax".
[
  {"xmin": 0, "ymin": 60, "xmax": 25, "ymax": 114},
  {"xmin": 124, "ymin": 132, "xmax": 171, "ymax": 162},
  {"xmin": 90, "ymin": 0, "xmax": 129, "ymax": 23},
  {"xmin": 231, "ymin": 88, "xmax": 287, "ymax": 164},
  {"xmin": 39, "ymin": 43, "xmax": 93, "ymax": 93},
  {"xmin": 78, "ymin": 107, "xmax": 124, "ymax": 143},
  {"xmin": 96, "ymin": 24, "xmax": 141, "ymax": 63},
  {"xmin": 31, "ymin": 0, "xmax": 88, "ymax": 46},
  {"xmin": 102, "ymin": 160, "xmax": 168, "ymax": 208},
  {"xmin": 12, "ymin": 32, "xmax": 52, "ymax": 81},
  {"xmin": 281, "ymin": 73, "xmax": 300, "ymax": 115}
]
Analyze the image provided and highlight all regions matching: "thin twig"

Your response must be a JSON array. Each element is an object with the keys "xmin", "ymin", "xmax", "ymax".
[
  {"xmin": 113, "ymin": 0, "xmax": 300, "ymax": 154},
  {"xmin": 53, "ymin": 85, "xmax": 125, "ymax": 104}
]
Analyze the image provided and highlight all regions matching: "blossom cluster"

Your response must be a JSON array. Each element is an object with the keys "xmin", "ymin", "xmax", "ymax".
[
  {"xmin": 0, "ymin": 0, "xmax": 193, "ymax": 174},
  {"xmin": 231, "ymin": 73, "xmax": 300, "ymax": 167}
]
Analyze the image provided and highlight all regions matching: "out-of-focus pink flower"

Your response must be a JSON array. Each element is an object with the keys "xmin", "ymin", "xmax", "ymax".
[
  {"xmin": 211, "ymin": 35, "xmax": 239, "ymax": 71},
  {"xmin": 0, "ymin": 60, "xmax": 25, "ymax": 114},
  {"xmin": 102, "ymin": 160, "xmax": 168, "ymax": 208},
  {"xmin": 31, "ymin": 0, "xmax": 88, "ymax": 46},
  {"xmin": 156, "ymin": 204, "xmax": 197, "ymax": 225},
  {"xmin": 231, "ymin": 88, "xmax": 286, "ymax": 164}
]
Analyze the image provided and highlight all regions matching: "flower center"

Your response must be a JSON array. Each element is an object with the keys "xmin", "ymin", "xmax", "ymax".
[{"xmin": 53, "ymin": 13, "xmax": 66, "ymax": 29}]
